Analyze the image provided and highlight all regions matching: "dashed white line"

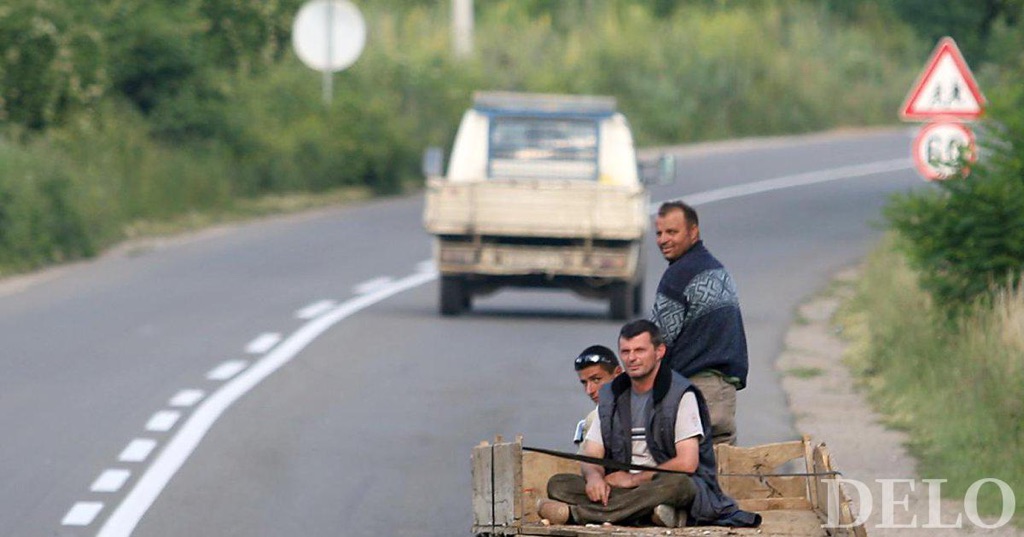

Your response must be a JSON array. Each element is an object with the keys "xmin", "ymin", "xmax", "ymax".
[
  {"xmin": 353, "ymin": 276, "xmax": 393, "ymax": 295},
  {"xmin": 168, "ymin": 389, "xmax": 205, "ymax": 408},
  {"xmin": 62, "ymin": 502, "xmax": 104, "ymax": 526},
  {"xmin": 91, "ymin": 469, "xmax": 131, "ymax": 493},
  {"xmin": 245, "ymin": 332, "xmax": 281, "ymax": 354},
  {"xmin": 145, "ymin": 411, "xmax": 181, "ymax": 432},
  {"xmin": 97, "ymin": 269, "xmax": 438, "ymax": 537},
  {"xmin": 205, "ymin": 360, "xmax": 248, "ymax": 381},
  {"xmin": 118, "ymin": 439, "xmax": 157, "ymax": 463},
  {"xmin": 296, "ymin": 299, "xmax": 337, "ymax": 320}
]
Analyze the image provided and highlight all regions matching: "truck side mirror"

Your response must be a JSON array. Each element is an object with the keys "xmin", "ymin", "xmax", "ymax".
[
  {"xmin": 422, "ymin": 146, "xmax": 445, "ymax": 178},
  {"xmin": 639, "ymin": 153, "xmax": 676, "ymax": 186}
]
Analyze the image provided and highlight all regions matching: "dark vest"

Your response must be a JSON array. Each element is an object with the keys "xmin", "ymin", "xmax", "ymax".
[{"xmin": 597, "ymin": 364, "xmax": 760, "ymax": 527}]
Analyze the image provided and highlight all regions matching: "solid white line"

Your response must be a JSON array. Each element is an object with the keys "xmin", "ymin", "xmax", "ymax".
[
  {"xmin": 296, "ymin": 299, "xmax": 337, "ymax": 320},
  {"xmin": 91, "ymin": 469, "xmax": 132, "ymax": 493},
  {"xmin": 415, "ymin": 260, "xmax": 435, "ymax": 273},
  {"xmin": 168, "ymin": 389, "xmax": 205, "ymax": 408},
  {"xmin": 205, "ymin": 360, "xmax": 248, "ymax": 381},
  {"xmin": 96, "ymin": 156, "xmax": 911, "ymax": 536},
  {"xmin": 654, "ymin": 158, "xmax": 913, "ymax": 211},
  {"xmin": 145, "ymin": 411, "xmax": 181, "ymax": 432},
  {"xmin": 118, "ymin": 439, "xmax": 157, "ymax": 463},
  {"xmin": 97, "ymin": 269, "xmax": 439, "ymax": 537},
  {"xmin": 62, "ymin": 502, "xmax": 104, "ymax": 526},
  {"xmin": 353, "ymin": 276, "xmax": 393, "ymax": 295},
  {"xmin": 245, "ymin": 332, "xmax": 281, "ymax": 354}
]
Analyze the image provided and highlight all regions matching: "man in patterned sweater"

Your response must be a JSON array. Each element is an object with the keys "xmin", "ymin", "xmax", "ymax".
[{"xmin": 650, "ymin": 201, "xmax": 748, "ymax": 445}]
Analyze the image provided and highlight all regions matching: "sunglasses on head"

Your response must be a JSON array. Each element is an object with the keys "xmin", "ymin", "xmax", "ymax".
[{"xmin": 575, "ymin": 353, "xmax": 614, "ymax": 368}]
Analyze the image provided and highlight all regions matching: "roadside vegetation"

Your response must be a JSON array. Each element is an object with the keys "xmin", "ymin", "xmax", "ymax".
[
  {"xmin": 839, "ymin": 1, "xmax": 1024, "ymax": 521},
  {"xmin": 1, "ymin": 0, "xmax": 931, "ymax": 275}
]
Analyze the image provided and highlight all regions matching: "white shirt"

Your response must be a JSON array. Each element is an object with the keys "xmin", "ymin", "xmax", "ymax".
[{"xmin": 584, "ymin": 391, "xmax": 703, "ymax": 470}]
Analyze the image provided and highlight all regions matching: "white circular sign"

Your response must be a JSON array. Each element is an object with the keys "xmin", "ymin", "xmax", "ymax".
[
  {"xmin": 292, "ymin": 0, "xmax": 366, "ymax": 73},
  {"xmin": 912, "ymin": 122, "xmax": 976, "ymax": 181}
]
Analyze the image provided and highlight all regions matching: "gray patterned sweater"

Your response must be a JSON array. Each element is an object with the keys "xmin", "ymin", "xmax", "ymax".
[{"xmin": 650, "ymin": 241, "xmax": 749, "ymax": 389}]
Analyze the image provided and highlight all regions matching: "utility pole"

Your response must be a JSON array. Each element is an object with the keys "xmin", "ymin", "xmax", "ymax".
[{"xmin": 452, "ymin": 0, "xmax": 473, "ymax": 58}]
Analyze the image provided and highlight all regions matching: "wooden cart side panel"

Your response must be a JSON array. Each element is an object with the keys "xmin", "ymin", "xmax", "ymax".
[
  {"xmin": 716, "ymin": 440, "xmax": 809, "ymax": 503},
  {"xmin": 803, "ymin": 435, "xmax": 819, "ymax": 509},
  {"xmin": 473, "ymin": 442, "xmax": 494, "ymax": 528},
  {"xmin": 812, "ymin": 443, "xmax": 867, "ymax": 537},
  {"xmin": 522, "ymin": 452, "xmax": 581, "ymax": 522},
  {"xmin": 493, "ymin": 441, "xmax": 524, "ymax": 527}
]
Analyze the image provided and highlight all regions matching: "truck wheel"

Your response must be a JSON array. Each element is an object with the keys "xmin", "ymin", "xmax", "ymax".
[
  {"xmin": 609, "ymin": 282, "xmax": 634, "ymax": 321},
  {"xmin": 440, "ymin": 276, "xmax": 466, "ymax": 316},
  {"xmin": 632, "ymin": 278, "xmax": 644, "ymax": 315}
]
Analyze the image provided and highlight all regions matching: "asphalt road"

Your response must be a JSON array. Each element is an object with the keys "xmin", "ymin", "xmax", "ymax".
[{"xmin": 0, "ymin": 128, "xmax": 923, "ymax": 537}]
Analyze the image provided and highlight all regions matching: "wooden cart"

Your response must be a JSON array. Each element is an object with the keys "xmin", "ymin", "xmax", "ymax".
[{"xmin": 471, "ymin": 436, "xmax": 866, "ymax": 536}]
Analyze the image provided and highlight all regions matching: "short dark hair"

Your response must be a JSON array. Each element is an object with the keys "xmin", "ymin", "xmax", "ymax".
[
  {"xmin": 618, "ymin": 319, "xmax": 665, "ymax": 348},
  {"xmin": 657, "ymin": 200, "xmax": 699, "ymax": 228},
  {"xmin": 574, "ymin": 345, "xmax": 619, "ymax": 373}
]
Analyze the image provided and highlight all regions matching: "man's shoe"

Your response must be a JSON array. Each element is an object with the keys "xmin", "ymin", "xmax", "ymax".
[
  {"xmin": 651, "ymin": 504, "xmax": 686, "ymax": 528},
  {"xmin": 537, "ymin": 499, "xmax": 571, "ymax": 525}
]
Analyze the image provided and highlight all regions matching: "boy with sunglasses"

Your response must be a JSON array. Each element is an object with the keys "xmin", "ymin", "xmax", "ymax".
[{"xmin": 572, "ymin": 345, "xmax": 623, "ymax": 448}]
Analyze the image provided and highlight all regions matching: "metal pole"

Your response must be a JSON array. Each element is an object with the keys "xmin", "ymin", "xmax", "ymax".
[
  {"xmin": 453, "ymin": 0, "xmax": 473, "ymax": 58},
  {"xmin": 323, "ymin": 0, "xmax": 335, "ymax": 106}
]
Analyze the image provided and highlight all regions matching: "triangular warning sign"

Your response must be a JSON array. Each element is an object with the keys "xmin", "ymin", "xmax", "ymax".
[{"xmin": 900, "ymin": 37, "xmax": 986, "ymax": 121}]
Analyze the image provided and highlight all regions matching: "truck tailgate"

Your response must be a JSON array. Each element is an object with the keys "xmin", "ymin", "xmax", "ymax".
[{"xmin": 424, "ymin": 179, "xmax": 647, "ymax": 240}]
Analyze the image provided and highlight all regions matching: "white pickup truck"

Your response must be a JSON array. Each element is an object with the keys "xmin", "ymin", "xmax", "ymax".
[{"xmin": 423, "ymin": 92, "xmax": 672, "ymax": 319}]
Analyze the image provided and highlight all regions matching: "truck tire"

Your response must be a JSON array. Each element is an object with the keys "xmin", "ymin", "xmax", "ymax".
[
  {"xmin": 440, "ymin": 276, "xmax": 466, "ymax": 316},
  {"xmin": 632, "ymin": 278, "xmax": 644, "ymax": 315},
  {"xmin": 609, "ymin": 282, "xmax": 634, "ymax": 321}
]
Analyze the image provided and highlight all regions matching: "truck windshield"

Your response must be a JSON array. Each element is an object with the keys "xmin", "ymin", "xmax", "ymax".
[{"xmin": 488, "ymin": 117, "xmax": 598, "ymax": 180}]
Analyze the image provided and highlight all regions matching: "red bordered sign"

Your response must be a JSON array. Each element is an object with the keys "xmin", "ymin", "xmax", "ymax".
[
  {"xmin": 912, "ymin": 122, "xmax": 976, "ymax": 181},
  {"xmin": 900, "ymin": 37, "xmax": 986, "ymax": 121}
]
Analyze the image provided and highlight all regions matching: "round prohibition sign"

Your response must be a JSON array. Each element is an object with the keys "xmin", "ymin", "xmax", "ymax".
[{"xmin": 912, "ymin": 121, "xmax": 976, "ymax": 181}]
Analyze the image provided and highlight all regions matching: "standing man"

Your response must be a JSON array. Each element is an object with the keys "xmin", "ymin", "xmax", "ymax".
[
  {"xmin": 572, "ymin": 345, "xmax": 622, "ymax": 447},
  {"xmin": 539, "ymin": 321, "xmax": 759, "ymax": 529},
  {"xmin": 651, "ymin": 201, "xmax": 748, "ymax": 445}
]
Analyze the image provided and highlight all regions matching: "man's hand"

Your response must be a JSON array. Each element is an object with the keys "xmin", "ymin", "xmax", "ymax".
[
  {"xmin": 603, "ymin": 471, "xmax": 639, "ymax": 489},
  {"xmin": 585, "ymin": 475, "xmax": 611, "ymax": 506}
]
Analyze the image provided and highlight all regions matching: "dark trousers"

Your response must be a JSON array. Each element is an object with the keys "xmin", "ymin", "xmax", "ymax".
[{"xmin": 546, "ymin": 473, "xmax": 696, "ymax": 525}]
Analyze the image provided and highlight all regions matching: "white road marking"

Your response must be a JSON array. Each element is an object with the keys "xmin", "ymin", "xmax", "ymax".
[
  {"xmin": 205, "ymin": 360, "xmax": 248, "ymax": 381},
  {"xmin": 62, "ymin": 502, "xmax": 104, "ymax": 526},
  {"xmin": 168, "ymin": 389, "xmax": 205, "ymax": 408},
  {"xmin": 296, "ymin": 299, "xmax": 337, "ymax": 320},
  {"xmin": 656, "ymin": 158, "xmax": 913, "ymax": 211},
  {"xmin": 95, "ymin": 157, "xmax": 911, "ymax": 536},
  {"xmin": 145, "ymin": 411, "xmax": 181, "ymax": 432},
  {"xmin": 97, "ymin": 269, "xmax": 438, "ymax": 537},
  {"xmin": 245, "ymin": 332, "xmax": 281, "ymax": 354},
  {"xmin": 353, "ymin": 276, "xmax": 393, "ymax": 295},
  {"xmin": 91, "ymin": 469, "xmax": 132, "ymax": 493},
  {"xmin": 118, "ymin": 439, "xmax": 157, "ymax": 463}
]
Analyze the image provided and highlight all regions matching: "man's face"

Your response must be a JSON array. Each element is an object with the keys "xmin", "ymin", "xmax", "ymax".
[
  {"xmin": 618, "ymin": 332, "xmax": 665, "ymax": 381},
  {"xmin": 655, "ymin": 208, "xmax": 699, "ymax": 262},
  {"xmin": 577, "ymin": 364, "xmax": 621, "ymax": 404}
]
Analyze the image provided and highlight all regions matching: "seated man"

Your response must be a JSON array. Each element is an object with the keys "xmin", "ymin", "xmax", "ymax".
[
  {"xmin": 540, "ymin": 320, "xmax": 760, "ymax": 529},
  {"xmin": 572, "ymin": 345, "xmax": 622, "ymax": 447}
]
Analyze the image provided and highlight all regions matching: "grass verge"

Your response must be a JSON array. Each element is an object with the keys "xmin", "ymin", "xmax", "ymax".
[{"xmin": 838, "ymin": 234, "xmax": 1023, "ymax": 525}]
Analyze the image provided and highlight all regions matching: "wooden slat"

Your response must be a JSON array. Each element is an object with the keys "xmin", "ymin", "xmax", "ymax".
[
  {"xmin": 716, "ymin": 439, "xmax": 810, "ymax": 501},
  {"xmin": 803, "ymin": 435, "xmax": 818, "ymax": 509},
  {"xmin": 472, "ymin": 441, "xmax": 494, "ymax": 529},
  {"xmin": 737, "ymin": 497, "xmax": 813, "ymax": 512},
  {"xmin": 493, "ymin": 440, "xmax": 524, "ymax": 527}
]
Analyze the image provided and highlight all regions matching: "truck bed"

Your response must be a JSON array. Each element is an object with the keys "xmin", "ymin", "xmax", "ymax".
[{"xmin": 424, "ymin": 178, "xmax": 647, "ymax": 240}]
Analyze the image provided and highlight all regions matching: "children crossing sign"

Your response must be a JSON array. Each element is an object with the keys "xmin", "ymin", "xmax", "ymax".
[{"xmin": 900, "ymin": 37, "xmax": 986, "ymax": 121}]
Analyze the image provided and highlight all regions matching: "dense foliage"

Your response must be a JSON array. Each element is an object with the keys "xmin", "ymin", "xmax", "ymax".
[{"xmin": 0, "ymin": 0, "xmax": 1012, "ymax": 275}]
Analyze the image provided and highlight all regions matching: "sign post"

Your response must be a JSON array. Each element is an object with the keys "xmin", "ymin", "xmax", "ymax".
[
  {"xmin": 292, "ymin": 0, "xmax": 367, "ymax": 106},
  {"xmin": 900, "ymin": 37, "xmax": 986, "ymax": 181}
]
